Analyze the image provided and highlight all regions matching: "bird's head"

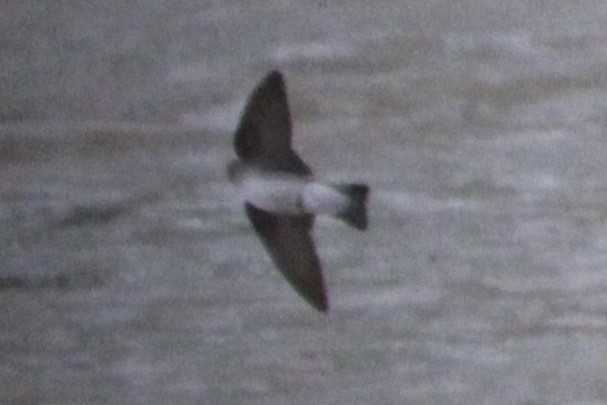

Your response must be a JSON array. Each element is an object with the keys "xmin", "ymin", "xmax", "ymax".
[{"xmin": 227, "ymin": 160, "xmax": 246, "ymax": 183}]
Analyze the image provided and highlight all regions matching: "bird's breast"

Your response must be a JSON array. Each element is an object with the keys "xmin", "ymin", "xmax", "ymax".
[{"xmin": 240, "ymin": 175, "xmax": 308, "ymax": 214}]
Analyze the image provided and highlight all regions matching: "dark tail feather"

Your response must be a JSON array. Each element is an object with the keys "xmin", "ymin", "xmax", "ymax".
[{"xmin": 332, "ymin": 183, "xmax": 369, "ymax": 230}]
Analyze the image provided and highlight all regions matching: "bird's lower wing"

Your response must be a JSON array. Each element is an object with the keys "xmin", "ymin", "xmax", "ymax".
[{"xmin": 245, "ymin": 203, "xmax": 327, "ymax": 312}]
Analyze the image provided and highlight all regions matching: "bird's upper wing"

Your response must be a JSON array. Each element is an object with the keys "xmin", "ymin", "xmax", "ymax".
[
  {"xmin": 234, "ymin": 70, "xmax": 311, "ymax": 176},
  {"xmin": 245, "ymin": 203, "xmax": 327, "ymax": 312}
]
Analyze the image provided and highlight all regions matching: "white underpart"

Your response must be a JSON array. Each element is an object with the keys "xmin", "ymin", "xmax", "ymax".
[
  {"xmin": 302, "ymin": 183, "xmax": 349, "ymax": 215},
  {"xmin": 240, "ymin": 176, "xmax": 348, "ymax": 216}
]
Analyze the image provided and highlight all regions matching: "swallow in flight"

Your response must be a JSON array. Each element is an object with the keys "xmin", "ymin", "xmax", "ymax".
[{"xmin": 228, "ymin": 70, "xmax": 368, "ymax": 312}]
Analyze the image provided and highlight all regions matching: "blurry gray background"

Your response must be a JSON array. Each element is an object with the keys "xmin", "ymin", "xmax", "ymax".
[{"xmin": 2, "ymin": 1, "xmax": 607, "ymax": 404}]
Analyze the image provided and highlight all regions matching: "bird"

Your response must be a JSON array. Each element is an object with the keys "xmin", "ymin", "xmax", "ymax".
[{"xmin": 228, "ymin": 70, "xmax": 369, "ymax": 312}]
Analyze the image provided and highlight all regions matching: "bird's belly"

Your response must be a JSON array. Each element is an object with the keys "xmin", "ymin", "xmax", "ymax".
[
  {"xmin": 302, "ymin": 183, "xmax": 348, "ymax": 215},
  {"xmin": 241, "ymin": 177, "xmax": 306, "ymax": 214}
]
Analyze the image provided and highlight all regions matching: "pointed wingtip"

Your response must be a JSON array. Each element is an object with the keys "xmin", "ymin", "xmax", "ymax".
[
  {"xmin": 266, "ymin": 69, "xmax": 283, "ymax": 80},
  {"xmin": 317, "ymin": 291, "xmax": 329, "ymax": 312},
  {"xmin": 311, "ymin": 296, "xmax": 329, "ymax": 313},
  {"xmin": 260, "ymin": 70, "xmax": 285, "ymax": 92},
  {"xmin": 298, "ymin": 282, "xmax": 329, "ymax": 313},
  {"xmin": 294, "ymin": 275, "xmax": 328, "ymax": 313}
]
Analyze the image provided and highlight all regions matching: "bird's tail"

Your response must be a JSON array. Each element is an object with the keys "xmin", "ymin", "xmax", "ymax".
[{"xmin": 331, "ymin": 183, "xmax": 369, "ymax": 231}]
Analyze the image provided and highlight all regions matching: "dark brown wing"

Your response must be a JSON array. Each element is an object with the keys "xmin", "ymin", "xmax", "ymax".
[
  {"xmin": 234, "ymin": 70, "xmax": 311, "ymax": 176},
  {"xmin": 245, "ymin": 203, "xmax": 327, "ymax": 312}
]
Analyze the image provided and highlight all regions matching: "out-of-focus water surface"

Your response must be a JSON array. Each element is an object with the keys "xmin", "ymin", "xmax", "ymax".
[{"xmin": 2, "ymin": 1, "xmax": 607, "ymax": 404}]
